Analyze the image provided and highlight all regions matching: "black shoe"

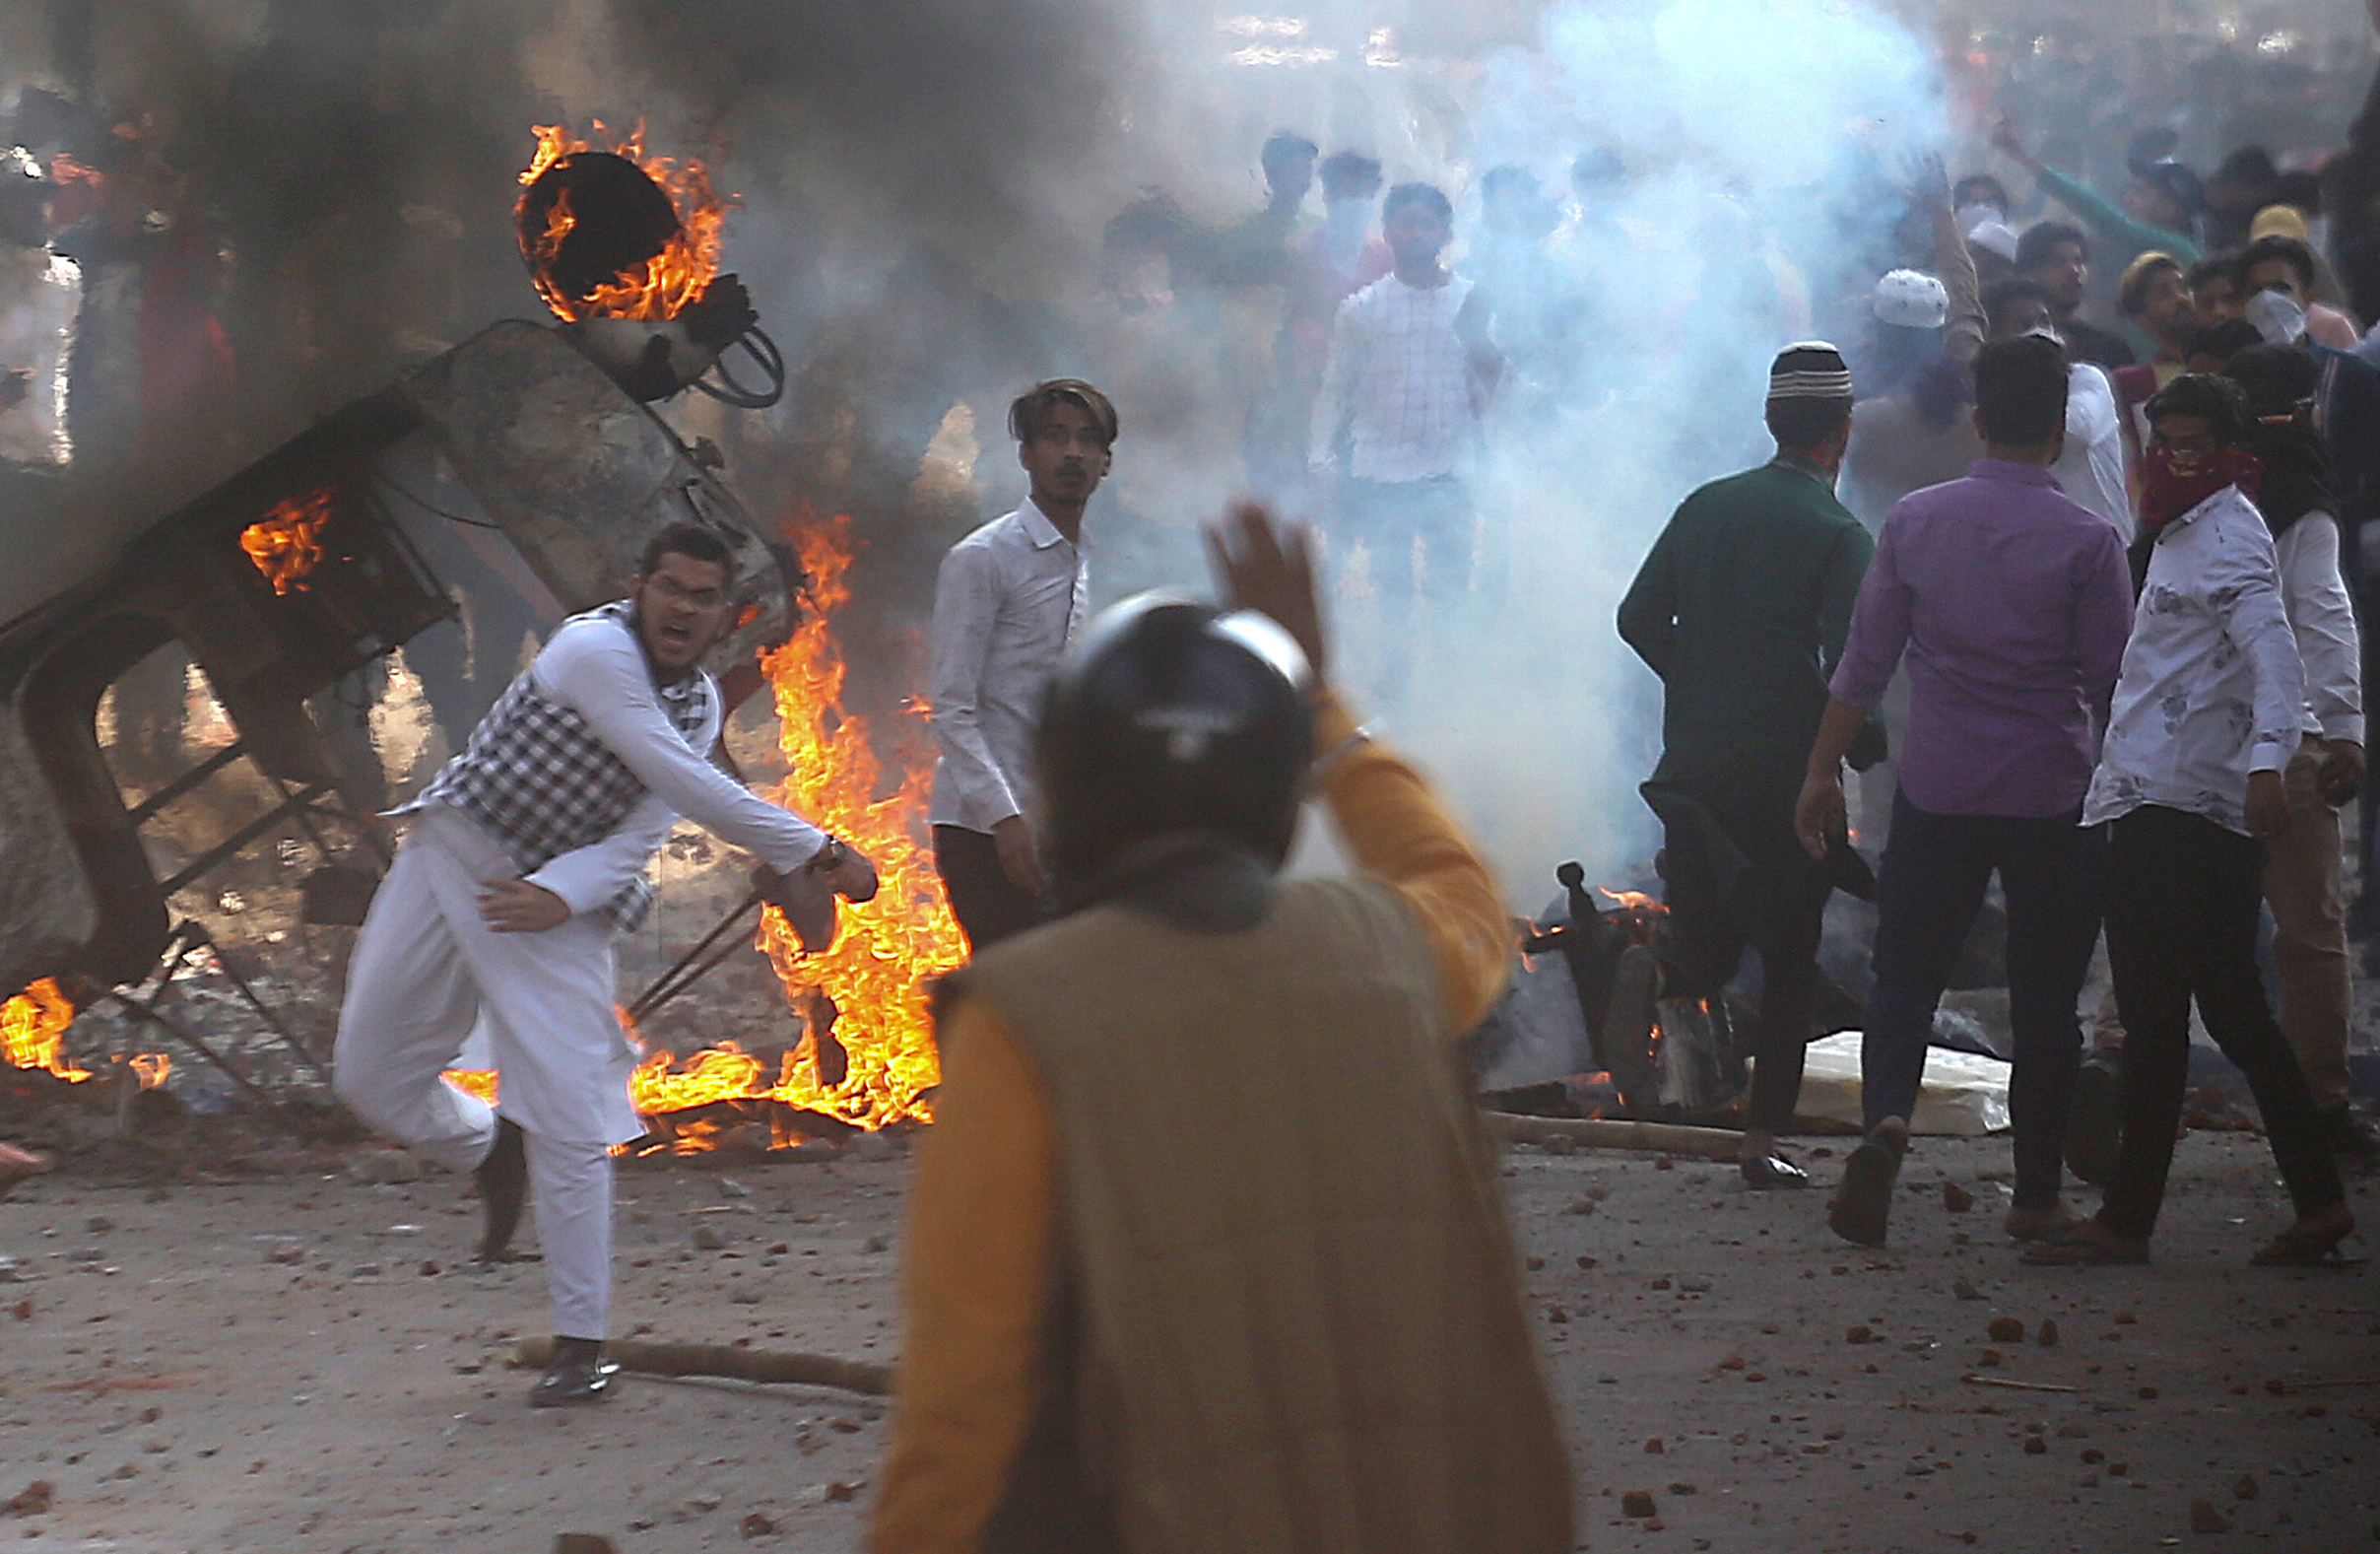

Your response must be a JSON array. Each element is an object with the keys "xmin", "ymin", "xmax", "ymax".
[
  {"xmin": 473, "ymin": 1117, "xmax": 527, "ymax": 1263},
  {"xmin": 1828, "ymin": 1121, "xmax": 1905, "ymax": 1248},
  {"xmin": 2318, "ymin": 1106, "xmax": 2380, "ymax": 1159},
  {"xmin": 528, "ymin": 1336, "xmax": 618, "ymax": 1407},
  {"xmin": 2064, "ymin": 1053, "xmax": 2125, "ymax": 1187},
  {"xmin": 1741, "ymin": 1154, "xmax": 1812, "ymax": 1189}
]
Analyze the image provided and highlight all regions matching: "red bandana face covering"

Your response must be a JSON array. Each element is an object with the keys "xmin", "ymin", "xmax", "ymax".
[{"xmin": 2139, "ymin": 443, "xmax": 2263, "ymax": 534}]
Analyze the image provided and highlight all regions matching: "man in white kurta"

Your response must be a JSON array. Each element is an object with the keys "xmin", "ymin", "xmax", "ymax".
[{"xmin": 335, "ymin": 524, "xmax": 871, "ymax": 1405}]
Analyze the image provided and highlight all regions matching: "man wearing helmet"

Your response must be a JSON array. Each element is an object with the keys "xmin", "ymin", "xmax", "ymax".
[{"xmin": 871, "ymin": 505, "xmax": 1572, "ymax": 1554}]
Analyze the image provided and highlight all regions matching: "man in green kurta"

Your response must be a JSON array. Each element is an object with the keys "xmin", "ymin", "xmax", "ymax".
[{"xmin": 1619, "ymin": 342, "xmax": 1875, "ymax": 1188}]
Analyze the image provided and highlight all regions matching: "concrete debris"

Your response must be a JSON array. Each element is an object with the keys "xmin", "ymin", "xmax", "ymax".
[{"xmin": 691, "ymin": 1224, "xmax": 727, "ymax": 1251}]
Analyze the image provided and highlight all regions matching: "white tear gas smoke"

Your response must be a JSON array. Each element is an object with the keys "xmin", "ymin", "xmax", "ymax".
[
  {"xmin": 1360, "ymin": 0, "xmax": 1945, "ymax": 899},
  {"xmin": 2, "ymin": 0, "xmax": 1941, "ymax": 904}
]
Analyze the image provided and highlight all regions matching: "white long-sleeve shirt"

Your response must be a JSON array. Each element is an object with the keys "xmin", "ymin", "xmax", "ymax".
[
  {"xmin": 2054, "ymin": 363, "xmax": 2132, "ymax": 541},
  {"xmin": 2274, "ymin": 510, "xmax": 2364, "ymax": 745},
  {"xmin": 2083, "ymin": 485, "xmax": 2310, "ymax": 835},
  {"xmin": 515, "ymin": 613, "xmax": 826, "ymax": 916},
  {"xmin": 928, "ymin": 500, "xmax": 1087, "ymax": 835}
]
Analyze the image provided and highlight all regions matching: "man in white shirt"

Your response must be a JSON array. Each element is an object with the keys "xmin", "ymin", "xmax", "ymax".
[
  {"xmin": 1310, "ymin": 182, "xmax": 1499, "ymax": 705},
  {"xmin": 1984, "ymin": 278, "xmax": 2132, "ymax": 536},
  {"xmin": 335, "ymin": 524, "xmax": 876, "ymax": 1405},
  {"xmin": 2028, "ymin": 374, "xmax": 2351, "ymax": 1268},
  {"xmin": 2227, "ymin": 344, "xmax": 2375, "ymax": 1156},
  {"xmin": 929, "ymin": 379, "xmax": 1112, "ymax": 949}
]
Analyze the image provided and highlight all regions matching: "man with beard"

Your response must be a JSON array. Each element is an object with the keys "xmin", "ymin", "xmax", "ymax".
[
  {"xmin": 929, "ymin": 379, "xmax": 1114, "ymax": 951},
  {"xmin": 2013, "ymin": 220, "xmax": 2137, "ymax": 372},
  {"xmin": 334, "ymin": 523, "xmax": 878, "ymax": 1405}
]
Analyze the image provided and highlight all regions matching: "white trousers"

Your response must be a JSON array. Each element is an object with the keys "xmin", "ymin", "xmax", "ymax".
[{"xmin": 333, "ymin": 807, "xmax": 642, "ymax": 1338}]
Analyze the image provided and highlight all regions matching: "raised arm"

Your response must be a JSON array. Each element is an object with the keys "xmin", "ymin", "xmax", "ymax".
[
  {"xmin": 1920, "ymin": 153, "xmax": 1987, "ymax": 366},
  {"xmin": 1207, "ymin": 502, "xmax": 1510, "ymax": 1034}
]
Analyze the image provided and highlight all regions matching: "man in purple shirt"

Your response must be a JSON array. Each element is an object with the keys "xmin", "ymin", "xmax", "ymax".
[{"xmin": 1795, "ymin": 335, "xmax": 2135, "ymax": 1248}]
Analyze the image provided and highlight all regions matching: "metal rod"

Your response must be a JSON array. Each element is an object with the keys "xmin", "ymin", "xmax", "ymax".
[
  {"xmin": 126, "ymin": 742, "xmax": 248, "ymax": 825},
  {"xmin": 628, "ymin": 888, "xmax": 764, "ymax": 1025},
  {"xmin": 99, "ymin": 989, "xmax": 282, "ymax": 1115},
  {"xmin": 172, "ymin": 921, "xmax": 333, "ymax": 1082},
  {"xmin": 158, "ymin": 782, "xmax": 334, "ymax": 896}
]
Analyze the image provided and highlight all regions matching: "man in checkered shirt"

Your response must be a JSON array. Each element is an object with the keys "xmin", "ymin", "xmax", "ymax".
[
  {"xmin": 333, "ymin": 522, "xmax": 876, "ymax": 1406},
  {"xmin": 1309, "ymin": 179, "xmax": 1502, "ymax": 707}
]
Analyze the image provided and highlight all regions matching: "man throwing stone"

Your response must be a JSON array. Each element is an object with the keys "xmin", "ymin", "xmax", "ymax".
[{"xmin": 334, "ymin": 522, "xmax": 875, "ymax": 1406}]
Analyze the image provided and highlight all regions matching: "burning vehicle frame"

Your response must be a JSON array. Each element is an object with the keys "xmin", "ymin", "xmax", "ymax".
[{"xmin": 0, "ymin": 123, "xmax": 960, "ymax": 1154}]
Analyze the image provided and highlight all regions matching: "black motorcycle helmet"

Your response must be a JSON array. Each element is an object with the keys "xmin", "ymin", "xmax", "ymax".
[{"xmin": 1038, "ymin": 594, "xmax": 1314, "ymax": 919}]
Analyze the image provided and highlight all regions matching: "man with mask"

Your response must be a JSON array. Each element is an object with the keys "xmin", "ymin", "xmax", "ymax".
[
  {"xmin": 2012, "ymin": 220, "xmax": 2137, "ymax": 372},
  {"xmin": 871, "ymin": 505, "xmax": 1573, "ymax": 1554},
  {"xmin": 2233, "ymin": 235, "xmax": 2380, "ymax": 941},
  {"xmin": 335, "ymin": 523, "xmax": 878, "ymax": 1406},
  {"xmin": 1800, "ymin": 335, "xmax": 2133, "ymax": 1249},
  {"xmin": 1619, "ymin": 344, "xmax": 1876, "ymax": 1189},
  {"xmin": 2225, "ymin": 344, "xmax": 2375, "ymax": 1157},
  {"xmin": 2025, "ymin": 374, "xmax": 2352, "ymax": 1268},
  {"xmin": 930, "ymin": 379, "xmax": 1114, "ymax": 951},
  {"xmin": 1310, "ymin": 181, "xmax": 1500, "ymax": 707}
]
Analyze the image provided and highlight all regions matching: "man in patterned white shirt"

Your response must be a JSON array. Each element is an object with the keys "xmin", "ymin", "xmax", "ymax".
[
  {"xmin": 2028, "ymin": 374, "xmax": 2352, "ymax": 1268},
  {"xmin": 929, "ymin": 379, "xmax": 1112, "ymax": 949},
  {"xmin": 335, "ymin": 523, "xmax": 876, "ymax": 1405},
  {"xmin": 1309, "ymin": 182, "xmax": 1500, "ymax": 706}
]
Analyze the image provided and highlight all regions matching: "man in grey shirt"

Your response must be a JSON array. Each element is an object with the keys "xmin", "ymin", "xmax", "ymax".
[{"xmin": 929, "ymin": 378, "xmax": 1114, "ymax": 949}]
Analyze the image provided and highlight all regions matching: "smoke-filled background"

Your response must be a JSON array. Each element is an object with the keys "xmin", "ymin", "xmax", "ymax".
[{"xmin": 2, "ymin": 0, "xmax": 2375, "ymax": 897}]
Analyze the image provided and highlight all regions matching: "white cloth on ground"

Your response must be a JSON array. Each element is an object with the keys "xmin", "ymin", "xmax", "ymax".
[{"xmin": 927, "ymin": 499, "xmax": 1087, "ymax": 834}]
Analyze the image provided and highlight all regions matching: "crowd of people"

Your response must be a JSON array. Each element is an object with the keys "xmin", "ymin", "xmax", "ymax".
[{"xmin": 1620, "ymin": 151, "xmax": 2380, "ymax": 1264}]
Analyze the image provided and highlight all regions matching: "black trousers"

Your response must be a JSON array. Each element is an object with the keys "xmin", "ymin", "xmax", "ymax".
[
  {"xmin": 2099, "ymin": 806, "xmax": 2346, "ymax": 1238},
  {"xmin": 933, "ymin": 825, "xmax": 1050, "ymax": 953},
  {"xmin": 1659, "ymin": 825, "xmax": 1830, "ymax": 1135},
  {"xmin": 1861, "ymin": 795, "xmax": 2104, "ymax": 1209}
]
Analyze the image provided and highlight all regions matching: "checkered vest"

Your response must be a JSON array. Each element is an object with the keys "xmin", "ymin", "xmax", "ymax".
[{"xmin": 413, "ymin": 602, "xmax": 714, "ymax": 932}]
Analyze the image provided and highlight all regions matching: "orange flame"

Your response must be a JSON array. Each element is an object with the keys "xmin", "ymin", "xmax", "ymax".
[
  {"xmin": 746, "ymin": 512, "xmax": 960, "ymax": 1127},
  {"xmin": 128, "ymin": 1052, "xmax": 170, "ymax": 1090},
  {"xmin": 3, "ymin": 980, "xmax": 89, "ymax": 1082},
  {"xmin": 518, "ymin": 120, "xmax": 729, "ymax": 323},
  {"xmin": 1598, "ymin": 888, "xmax": 1663, "ymax": 913},
  {"xmin": 438, "ymin": 558, "xmax": 961, "ymax": 1147},
  {"xmin": 240, "ymin": 487, "xmax": 335, "ymax": 595}
]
